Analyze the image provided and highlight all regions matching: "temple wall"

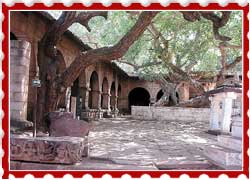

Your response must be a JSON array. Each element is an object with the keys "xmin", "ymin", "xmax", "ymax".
[{"xmin": 131, "ymin": 106, "xmax": 210, "ymax": 122}]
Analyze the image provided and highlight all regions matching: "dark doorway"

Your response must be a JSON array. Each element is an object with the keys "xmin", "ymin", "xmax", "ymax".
[
  {"xmin": 156, "ymin": 89, "xmax": 164, "ymax": 101},
  {"xmin": 128, "ymin": 87, "xmax": 150, "ymax": 109},
  {"xmin": 117, "ymin": 84, "xmax": 121, "ymax": 109},
  {"xmin": 89, "ymin": 71, "xmax": 99, "ymax": 109},
  {"xmin": 110, "ymin": 82, "xmax": 116, "ymax": 110},
  {"xmin": 10, "ymin": 32, "xmax": 18, "ymax": 40}
]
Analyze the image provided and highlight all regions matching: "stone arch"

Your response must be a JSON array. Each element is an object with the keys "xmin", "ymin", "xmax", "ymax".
[
  {"xmin": 156, "ymin": 89, "xmax": 164, "ymax": 101},
  {"xmin": 89, "ymin": 71, "xmax": 100, "ymax": 109},
  {"xmin": 10, "ymin": 32, "xmax": 18, "ymax": 40},
  {"xmin": 128, "ymin": 87, "xmax": 150, "ymax": 109},
  {"xmin": 110, "ymin": 82, "xmax": 116, "ymax": 110},
  {"xmin": 117, "ymin": 84, "xmax": 122, "ymax": 109},
  {"xmin": 101, "ymin": 77, "xmax": 109, "ymax": 109}
]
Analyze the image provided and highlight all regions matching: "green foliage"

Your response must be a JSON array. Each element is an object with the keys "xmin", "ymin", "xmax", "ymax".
[{"xmin": 47, "ymin": 11, "xmax": 242, "ymax": 79}]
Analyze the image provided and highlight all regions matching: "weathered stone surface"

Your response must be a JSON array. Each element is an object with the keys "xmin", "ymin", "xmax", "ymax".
[
  {"xmin": 10, "ymin": 158, "xmax": 158, "ymax": 170},
  {"xmin": 10, "ymin": 135, "xmax": 84, "ymax": 164},
  {"xmin": 155, "ymin": 159, "xmax": 214, "ymax": 170},
  {"xmin": 218, "ymin": 135, "xmax": 242, "ymax": 151},
  {"xmin": 10, "ymin": 40, "xmax": 31, "ymax": 129},
  {"xmin": 203, "ymin": 144, "xmax": 242, "ymax": 169},
  {"xmin": 131, "ymin": 106, "xmax": 210, "ymax": 122},
  {"xmin": 89, "ymin": 117, "xmax": 218, "ymax": 169},
  {"xmin": 48, "ymin": 112, "xmax": 89, "ymax": 137}
]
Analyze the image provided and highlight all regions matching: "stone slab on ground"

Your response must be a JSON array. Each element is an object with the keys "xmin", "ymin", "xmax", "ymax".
[
  {"xmin": 89, "ymin": 117, "xmax": 218, "ymax": 169},
  {"xmin": 10, "ymin": 135, "xmax": 84, "ymax": 164},
  {"xmin": 155, "ymin": 159, "xmax": 215, "ymax": 170},
  {"xmin": 10, "ymin": 158, "xmax": 157, "ymax": 170},
  {"xmin": 204, "ymin": 144, "xmax": 242, "ymax": 169},
  {"xmin": 217, "ymin": 135, "xmax": 242, "ymax": 151},
  {"xmin": 48, "ymin": 112, "xmax": 89, "ymax": 137}
]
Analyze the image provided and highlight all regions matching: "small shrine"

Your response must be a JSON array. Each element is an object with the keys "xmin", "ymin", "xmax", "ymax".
[{"xmin": 204, "ymin": 84, "xmax": 242, "ymax": 169}]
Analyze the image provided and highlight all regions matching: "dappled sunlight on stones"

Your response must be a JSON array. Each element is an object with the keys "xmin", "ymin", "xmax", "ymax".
[{"xmin": 88, "ymin": 117, "xmax": 218, "ymax": 169}]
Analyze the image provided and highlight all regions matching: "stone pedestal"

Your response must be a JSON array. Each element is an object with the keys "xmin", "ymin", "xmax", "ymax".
[
  {"xmin": 10, "ymin": 135, "xmax": 84, "ymax": 164},
  {"xmin": 10, "ymin": 40, "xmax": 33, "ymax": 129}
]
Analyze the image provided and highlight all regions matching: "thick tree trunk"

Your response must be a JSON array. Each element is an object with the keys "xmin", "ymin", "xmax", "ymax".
[{"xmin": 36, "ymin": 11, "xmax": 158, "ymax": 131}]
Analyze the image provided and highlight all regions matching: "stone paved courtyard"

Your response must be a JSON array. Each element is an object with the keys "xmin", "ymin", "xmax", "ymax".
[{"xmin": 88, "ymin": 116, "xmax": 219, "ymax": 169}]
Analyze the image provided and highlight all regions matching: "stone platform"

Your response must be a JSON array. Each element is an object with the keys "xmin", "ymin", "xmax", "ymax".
[
  {"xmin": 204, "ymin": 135, "xmax": 242, "ymax": 170},
  {"xmin": 155, "ymin": 159, "xmax": 216, "ymax": 170},
  {"xmin": 10, "ymin": 135, "xmax": 85, "ymax": 164},
  {"xmin": 11, "ymin": 157, "xmax": 157, "ymax": 170}
]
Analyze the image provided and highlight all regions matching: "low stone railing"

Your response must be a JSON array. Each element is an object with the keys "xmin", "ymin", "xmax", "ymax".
[{"xmin": 131, "ymin": 106, "xmax": 210, "ymax": 122}]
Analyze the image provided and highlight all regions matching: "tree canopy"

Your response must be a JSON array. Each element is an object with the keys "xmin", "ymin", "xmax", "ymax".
[{"xmin": 48, "ymin": 11, "xmax": 242, "ymax": 79}]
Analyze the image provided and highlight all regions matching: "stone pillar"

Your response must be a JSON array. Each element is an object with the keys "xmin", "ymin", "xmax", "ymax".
[
  {"xmin": 209, "ymin": 96, "xmax": 220, "ymax": 131},
  {"xmin": 92, "ymin": 90, "xmax": 101, "ymax": 109},
  {"xmin": 80, "ymin": 86, "xmax": 90, "ymax": 110},
  {"xmin": 102, "ymin": 93, "xmax": 111, "ymax": 110},
  {"xmin": 114, "ymin": 95, "xmax": 118, "ymax": 110},
  {"xmin": 178, "ymin": 82, "xmax": 190, "ymax": 102},
  {"xmin": 231, "ymin": 95, "xmax": 242, "ymax": 138},
  {"xmin": 10, "ymin": 40, "xmax": 33, "ymax": 129},
  {"xmin": 221, "ymin": 92, "xmax": 237, "ymax": 133},
  {"xmin": 65, "ymin": 87, "xmax": 71, "ymax": 112},
  {"xmin": 150, "ymin": 97, "xmax": 156, "ymax": 105}
]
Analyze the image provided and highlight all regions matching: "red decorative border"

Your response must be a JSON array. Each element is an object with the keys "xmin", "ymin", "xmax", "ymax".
[{"xmin": 2, "ymin": 3, "xmax": 249, "ymax": 179}]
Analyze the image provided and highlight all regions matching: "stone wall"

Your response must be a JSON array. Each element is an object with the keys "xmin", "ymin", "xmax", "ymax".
[
  {"xmin": 131, "ymin": 106, "xmax": 210, "ymax": 122},
  {"xmin": 10, "ymin": 40, "xmax": 31, "ymax": 122}
]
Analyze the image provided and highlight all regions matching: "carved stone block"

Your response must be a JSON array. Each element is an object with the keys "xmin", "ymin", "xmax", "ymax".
[
  {"xmin": 10, "ymin": 135, "xmax": 84, "ymax": 164},
  {"xmin": 48, "ymin": 112, "xmax": 89, "ymax": 137}
]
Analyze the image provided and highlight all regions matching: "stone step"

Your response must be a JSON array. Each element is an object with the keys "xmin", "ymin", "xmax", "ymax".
[
  {"xmin": 217, "ymin": 135, "xmax": 242, "ymax": 151},
  {"xmin": 10, "ymin": 135, "xmax": 85, "ymax": 164},
  {"xmin": 154, "ymin": 159, "xmax": 214, "ymax": 170},
  {"xmin": 204, "ymin": 144, "xmax": 242, "ymax": 169}
]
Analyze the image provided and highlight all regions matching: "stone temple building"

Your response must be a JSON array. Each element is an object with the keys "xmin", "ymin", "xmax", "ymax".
[
  {"xmin": 9, "ymin": 11, "xmax": 243, "ymax": 170},
  {"xmin": 10, "ymin": 11, "xmax": 205, "ymax": 122}
]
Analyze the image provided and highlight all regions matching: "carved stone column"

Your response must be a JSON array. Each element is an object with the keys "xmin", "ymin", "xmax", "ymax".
[{"xmin": 10, "ymin": 40, "xmax": 33, "ymax": 129}]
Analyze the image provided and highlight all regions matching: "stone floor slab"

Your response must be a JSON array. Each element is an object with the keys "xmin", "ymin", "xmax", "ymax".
[{"xmin": 88, "ymin": 117, "xmax": 218, "ymax": 169}]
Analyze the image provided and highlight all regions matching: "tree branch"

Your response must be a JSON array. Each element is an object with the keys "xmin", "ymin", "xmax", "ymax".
[
  {"xmin": 43, "ymin": 11, "xmax": 107, "ymax": 57},
  {"xmin": 58, "ymin": 11, "xmax": 159, "ymax": 90},
  {"xmin": 180, "ymin": 11, "xmax": 232, "ymax": 41}
]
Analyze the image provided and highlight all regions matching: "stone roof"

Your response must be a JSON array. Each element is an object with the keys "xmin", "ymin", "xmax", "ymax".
[{"xmin": 205, "ymin": 85, "xmax": 242, "ymax": 95}]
